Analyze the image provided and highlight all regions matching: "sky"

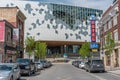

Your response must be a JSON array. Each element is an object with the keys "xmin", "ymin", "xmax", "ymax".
[{"xmin": 24, "ymin": 0, "xmax": 113, "ymax": 11}]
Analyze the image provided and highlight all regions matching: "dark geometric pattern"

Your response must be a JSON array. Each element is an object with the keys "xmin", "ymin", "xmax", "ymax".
[
  {"xmin": 27, "ymin": 32, "xmax": 30, "ymax": 35},
  {"xmin": 55, "ymin": 30, "xmax": 58, "ymax": 34},
  {"xmin": 47, "ymin": 24, "xmax": 50, "ymax": 29},
  {"xmin": 29, "ymin": 28, "xmax": 32, "ymax": 30},
  {"xmin": 3, "ymin": 1, "xmax": 102, "ymax": 41},
  {"xmin": 37, "ymin": 33, "xmax": 40, "ymax": 35},
  {"xmin": 24, "ymin": 3, "xmax": 33, "ymax": 14},
  {"xmin": 31, "ymin": 23, "xmax": 36, "ymax": 29}
]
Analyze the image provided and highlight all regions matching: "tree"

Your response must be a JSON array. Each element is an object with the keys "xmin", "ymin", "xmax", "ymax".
[
  {"xmin": 34, "ymin": 42, "xmax": 47, "ymax": 60},
  {"xmin": 104, "ymin": 32, "xmax": 115, "ymax": 67},
  {"xmin": 105, "ymin": 32, "xmax": 115, "ymax": 55},
  {"xmin": 79, "ymin": 42, "xmax": 90, "ymax": 58},
  {"xmin": 25, "ymin": 36, "xmax": 35, "ymax": 59}
]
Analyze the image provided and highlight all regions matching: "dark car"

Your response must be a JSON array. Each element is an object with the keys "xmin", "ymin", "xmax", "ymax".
[
  {"xmin": 16, "ymin": 58, "xmax": 36, "ymax": 76},
  {"xmin": 85, "ymin": 59, "xmax": 105, "ymax": 73}
]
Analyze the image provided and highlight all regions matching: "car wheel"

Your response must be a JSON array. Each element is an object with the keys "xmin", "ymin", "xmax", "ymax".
[
  {"xmin": 86, "ymin": 69, "xmax": 88, "ymax": 72},
  {"xmin": 32, "ymin": 70, "xmax": 36, "ymax": 74},
  {"xmin": 28, "ymin": 71, "xmax": 31, "ymax": 76},
  {"xmin": 10, "ymin": 76, "xmax": 13, "ymax": 80},
  {"xmin": 101, "ymin": 70, "xmax": 105, "ymax": 73},
  {"xmin": 88, "ymin": 69, "xmax": 92, "ymax": 73},
  {"xmin": 17, "ymin": 74, "xmax": 21, "ymax": 80}
]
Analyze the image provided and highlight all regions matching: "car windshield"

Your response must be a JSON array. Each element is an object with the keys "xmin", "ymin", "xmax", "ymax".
[
  {"xmin": 40, "ymin": 60, "xmax": 47, "ymax": 63},
  {"xmin": 92, "ymin": 60, "xmax": 103, "ymax": 64},
  {"xmin": 81, "ymin": 62, "xmax": 85, "ymax": 64},
  {"xmin": 0, "ymin": 64, "xmax": 13, "ymax": 71},
  {"xmin": 16, "ymin": 59, "xmax": 30, "ymax": 64}
]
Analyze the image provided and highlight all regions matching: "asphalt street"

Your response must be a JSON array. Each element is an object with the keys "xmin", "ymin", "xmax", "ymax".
[{"xmin": 21, "ymin": 63, "xmax": 120, "ymax": 80}]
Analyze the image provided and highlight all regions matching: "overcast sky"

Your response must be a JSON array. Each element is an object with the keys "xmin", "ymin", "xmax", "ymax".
[{"xmin": 23, "ymin": 0, "xmax": 113, "ymax": 11}]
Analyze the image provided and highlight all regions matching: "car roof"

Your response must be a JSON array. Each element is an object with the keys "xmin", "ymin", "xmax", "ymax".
[{"xmin": 0, "ymin": 63, "xmax": 18, "ymax": 67}]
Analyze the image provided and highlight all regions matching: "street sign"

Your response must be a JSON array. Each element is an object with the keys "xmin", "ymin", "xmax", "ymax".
[
  {"xmin": 91, "ymin": 49, "xmax": 98, "ymax": 52},
  {"xmin": 90, "ymin": 43, "xmax": 99, "ymax": 49}
]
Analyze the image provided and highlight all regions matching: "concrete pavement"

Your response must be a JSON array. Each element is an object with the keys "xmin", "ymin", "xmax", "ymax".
[
  {"xmin": 105, "ymin": 66, "xmax": 120, "ymax": 76},
  {"xmin": 21, "ymin": 63, "xmax": 120, "ymax": 80}
]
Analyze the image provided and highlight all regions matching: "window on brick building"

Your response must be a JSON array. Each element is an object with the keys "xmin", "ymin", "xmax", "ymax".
[
  {"xmin": 113, "ymin": 15, "xmax": 117, "ymax": 26},
  {"xmin": 114, "ymin": 30, "xmax": 118, "ymax": 42},
  {"xmin": 108, "ymin": 19, "xmax": 112, "ymax": 29},
  {"xmin": 104, "ymin": 24, "xmax": 107, "ymax": 32}
]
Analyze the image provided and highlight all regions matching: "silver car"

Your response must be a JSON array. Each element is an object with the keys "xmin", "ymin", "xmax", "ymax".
[
  {"xmin": 0, "ymin": 63, "xmax": 21, "ymax": 80},
  {"xmin": 79, "ymin": 61, "xmax": 85, "ymax": 69},
  {"xmin": 35, "ymin": 62, "xmax": 43, "ymax": 70}
]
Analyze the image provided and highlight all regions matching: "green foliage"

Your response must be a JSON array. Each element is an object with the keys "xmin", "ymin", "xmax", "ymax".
[
  {"xmin": 35, "ymin": 42, "xmax": 47, "ymax": 59},
  {"xmin": 25, "ymin": 36, "xmax": 35, "ymax": 58},
  {"xmin": 25, "ymin": 36, "xmax": 47, "ymax": 59},
  {"xmin": 79, "ymin": 42, "xmax": 90, "ymax": 58},
  {"xmin": 105, "ymin": 32, "xmax": 115, "ymax": 55}
]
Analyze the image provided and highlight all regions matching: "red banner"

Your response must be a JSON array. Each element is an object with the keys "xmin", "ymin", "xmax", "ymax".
[
  {"xmin": 0, "ymin": 21, "xmax": 5, "ymax": 42},
  {"xmin": 91, "ymin": 20, "xmax": 96, "ymax": 42}
]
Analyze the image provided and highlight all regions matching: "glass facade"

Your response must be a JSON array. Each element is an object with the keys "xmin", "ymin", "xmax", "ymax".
[{"xmin": 52, "ymin": 4, "xmax": 103, "ymax": 29}]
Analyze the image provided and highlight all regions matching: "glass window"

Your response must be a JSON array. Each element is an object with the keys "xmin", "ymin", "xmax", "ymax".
[
  {"xmin": 114, "ymin": 30, "xmax": 118, "ymax": 42},
  {"xmin": 108, "ymin": 19, "xmax": 112, "ymax": 29},
  {"xmin": 104, "ymin": 24, "xmax": 107, "ymax": 32},
  {"xmin": 113, "ymin": 15, "xmax": 117, "ymax": 26}
]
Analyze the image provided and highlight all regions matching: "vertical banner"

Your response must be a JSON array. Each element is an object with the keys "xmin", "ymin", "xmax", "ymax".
[
  {"xmin": 0, "ymin": 22, "xmax": 5, "ymax": 42},
  {"xmin": 13, "ymin": 28, "xmax": 19, "ymax": 41},
  {"xmin": 90, "ymin": 15, "xmax": 99, "ymax": 50},
  {"xmin": 91, "ymin": 20, "xmax": 96, "ymax": 42},
  {"xmin": 90, "ymin": 15, "xmax": 96, "ymax": 42}
]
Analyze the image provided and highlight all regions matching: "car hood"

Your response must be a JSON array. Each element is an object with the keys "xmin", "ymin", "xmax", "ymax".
[{"xmin": 0, "ymin": 70, "xmax": 11, "ymax": 77}]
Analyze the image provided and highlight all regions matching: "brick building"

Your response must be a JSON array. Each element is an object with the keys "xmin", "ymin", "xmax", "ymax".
[
  {"xmin": 0, "ymin": 7, "xmax": 26, "ymax": 62},
  {"xmin": 100, "ymin": 0, "xmax": 120, "ymax": 68},
  {"xmin": 0, "ymin": 20, "xmax": 17, "ymax": 62}
]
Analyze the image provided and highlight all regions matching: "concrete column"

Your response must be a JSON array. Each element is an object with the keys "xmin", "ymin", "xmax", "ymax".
[
  {"xmin": 112, "ymin": 50, "xmax": 115, "ymax": 67},
  {"xmin": 118, "ymin": 48, "xmax": 120, "ymax": 67},
  {"xmin": 104, "ymin": 54, "xmax": 107, "ymax": 66}
]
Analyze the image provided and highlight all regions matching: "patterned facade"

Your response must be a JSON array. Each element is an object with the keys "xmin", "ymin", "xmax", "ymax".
[{"xmin": 0, "ymin": 0, "xmax": 103, "ymax": 57}]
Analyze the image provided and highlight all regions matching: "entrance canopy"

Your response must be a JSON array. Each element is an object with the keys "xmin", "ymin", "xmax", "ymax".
[{"xmin": 37, "ymin": 40, "xmax": 84, "ymax": 46}]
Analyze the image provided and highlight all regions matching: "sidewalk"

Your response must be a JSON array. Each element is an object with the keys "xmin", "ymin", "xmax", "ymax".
[{"xmin": 105, "ymin": 66, "xmax": 120, "ymax": 76}]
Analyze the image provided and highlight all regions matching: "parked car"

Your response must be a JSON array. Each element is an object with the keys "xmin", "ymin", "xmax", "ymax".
[
  {"xmin": 72, "ymin": 61, "xmax": 76, "ymax": 65},
  {"xmin": 47, "ymin": 61, "xmax": 52, "ymax": 67},
  {"xmin": 0, "ymin": 63, "xmax": 21, "ymax": 80},
  {"xmin": 73, "ymin": 60, "xmax": 81, "ymax": 68},
  {"xmin": 34, "ymin": 62, "xmax": 38, "ymax": 72},
  {"xmin": 34, "ymin": 62, "xmax": 44, "ymax": 70},
  {"xmin": 39, "ymin": 60, "xmax": 48, "ymax": 68},
  {"xmin": 85, "ymin": 59, "xmax": 105, "ymax": 73},
  {"xmin": 79, "ymin": 61, "xmax": 86, "ymax": 69},
  {"xmin": 16, "ymin": 58, "xmax": 36, "ymax": 76}
]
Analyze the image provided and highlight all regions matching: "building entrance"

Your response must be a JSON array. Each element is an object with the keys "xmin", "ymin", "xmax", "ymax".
[{"xmin": 47, "ymin": 45, "xmax": 80, "ymax": 58}]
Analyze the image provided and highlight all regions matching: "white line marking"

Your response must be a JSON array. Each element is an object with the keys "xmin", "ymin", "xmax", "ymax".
[{"xmin": 57, "ymin": 76, "xmax": 71, "ymax": 80}]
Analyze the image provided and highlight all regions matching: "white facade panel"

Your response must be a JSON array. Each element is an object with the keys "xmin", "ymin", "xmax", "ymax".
[{"xmin": 0, "ymin": 0, "xmax": 101, "ymax": 43}]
